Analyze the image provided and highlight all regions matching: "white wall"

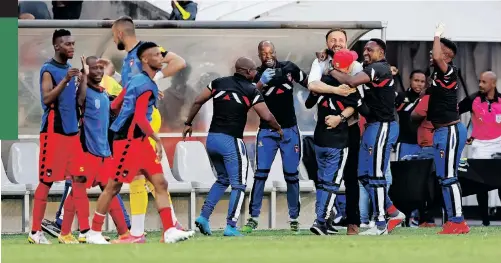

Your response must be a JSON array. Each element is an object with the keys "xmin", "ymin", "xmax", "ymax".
[{"xmin": 149, "ymin": 0, "xmax": 501, "ymax": 42}]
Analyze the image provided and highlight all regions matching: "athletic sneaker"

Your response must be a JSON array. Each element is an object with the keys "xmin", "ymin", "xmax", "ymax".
[
  {"xmin": 41, "ymin": 219, "xmax": 60, "ymax": 238},
  {"xmin": 438, "ymin": 221, "xmax": 470, "ymax": 235},
  {"xmin": 241, "ymin": 218, "xmax": 258, "ymax": 234},
  {"xmin": 310, "ymin": 220, "xmax": 329, "ymax": 236},
  {"xmin": 160, "ymin": 229, "xmax": 195, "ymax": 243},
  {"xmin": 111, "ymin": 233, "xmax": 146, "ymax": 244},
  {"xmin": 223, "ymin": 225, "xmax": 243, "ymax": 237},
  {"xmin": 58, "ymin": 234, "xmax": 78, "ymax": 244},
  {"xmin": 195, "ymin": 216, "xmax": 212, "ymax": 236},
  {"xmin": 78, "ymin": 232, "xmax": 111, "ymax": 243},
  {"xmin": 387, "ymin": 211, "xmax": 406, "ymax": 233},
  {"xmin": 290, "ymin": 220, "xmax": 299, "ymax": 233},
  {"xmin": 359, "ymin": 225, "xmax": 388, "ymax": 236},
  {"xmin": 28, "ymin": 231, "xmax": 51, "ymax": 244},
  {"xmin": 163, "ymin": 228, "xmax": 193, "ymax": 243},
  {"xmin": 85, "ymin": 231, "xmax": 110, "ymax": 244}
]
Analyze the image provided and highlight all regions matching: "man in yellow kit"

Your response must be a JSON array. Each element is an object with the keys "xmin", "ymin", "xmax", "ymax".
[{"xmin": 109, "ymin": 16, "xmax": 187, "ymax": 243}]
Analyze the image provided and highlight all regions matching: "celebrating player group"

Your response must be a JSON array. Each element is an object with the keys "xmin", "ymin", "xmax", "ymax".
[{"xmin": 29, "ymin": 18, "xmax": 468, "ymax": 244}]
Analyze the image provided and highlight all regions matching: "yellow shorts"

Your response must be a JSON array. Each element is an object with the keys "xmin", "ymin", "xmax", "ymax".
[{"xmin": 148, "ymin": 107, "xmax": 161, "ymax": 149}]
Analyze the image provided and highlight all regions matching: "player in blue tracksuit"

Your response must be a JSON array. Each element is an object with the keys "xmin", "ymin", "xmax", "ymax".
[
  {"xmin": 304, "ymin": 72, "xmax": 361, "ymax": 235},
  {"xmin": 429, "ymin": 24, "xmax": 469, "ymax": 234},
  {"xmin": 184, "ymin": 57, "xmax": 283, "ymax": 237},
  {"xmin": 330, "ymin": 40, "xmax": 406, "ymax": 235},
  {"xmin": 243, "ymin": 41, "xmax": 309, "ymax": 233}
]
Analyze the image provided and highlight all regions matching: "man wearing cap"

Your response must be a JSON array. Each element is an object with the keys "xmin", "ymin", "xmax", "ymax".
[
  {"xmin": 305, "ymin": 49, "xmax": 368, "ymax": 235},
  {"xmin": 307, "ymin": 28, "xmax": 364, "ymax": 235},
  {"xmin": 329, "ymin": 39, "xmax": 406, "ymax": 235}
]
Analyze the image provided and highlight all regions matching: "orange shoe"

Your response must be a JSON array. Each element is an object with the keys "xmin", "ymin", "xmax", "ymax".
[
  {"xmin": 438, "ymin": 221, "xmax": 470, "ymax": 235},
  {"xmin": 111, "ymin": 233, "xmax": 146, "ymax": 244}
]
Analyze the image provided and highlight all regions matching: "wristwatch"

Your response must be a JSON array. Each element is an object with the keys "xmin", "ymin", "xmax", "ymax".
[
  {"xmin": 184, "ymin": 121, "xmax": 192, "ymax": 126},
  {"xmin": 339, "ymin": 114, "xmax": 347, "ymax": 123}
]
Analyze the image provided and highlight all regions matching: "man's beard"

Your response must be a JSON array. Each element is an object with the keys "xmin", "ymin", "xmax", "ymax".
[
  {"xmin": 326, "ymin": 48, "xmax": 334, "ymax": 57},
  {"xmin": 117, "ymin": 41, "xmax": 125, "ymax": 51}
]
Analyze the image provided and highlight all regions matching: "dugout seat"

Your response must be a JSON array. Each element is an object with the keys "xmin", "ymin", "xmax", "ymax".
[
  {"xmin": 173, "ymin": 141, "xmax": 216, "ymax": 192},
  {"xmin": 2, "ymin": 157, "xmax": 30, "ymax": 232},
  {"xmin": 1, "ymin": 159, "xmax": 27, "ymax": 195},
  {"xmin": 268, "ymin": 152, "xmax": 315, "ymax": 193},
  {"xmin": 160, "ymin": 145, "xmax": 193, "ymax": 194},
  {"xmin": 7, "ymin": 142, "xmax": 39, "ymax": 190}
]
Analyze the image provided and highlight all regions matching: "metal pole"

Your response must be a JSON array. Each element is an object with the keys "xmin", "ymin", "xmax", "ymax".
[
  {"xmin": 19, "ymin": 20, "xmax": 384, "ymax": 30},
  {"xmin": 381, "ymin": 21, "xmax": 388, "ymax": 42}
]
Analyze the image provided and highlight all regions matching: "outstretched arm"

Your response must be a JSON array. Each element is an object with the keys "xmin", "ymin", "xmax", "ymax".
[
  {"xmin": 432, "ymin": 23, "xmax": 449, "ymax": 74},
  {"xmin": 330, "ymin": 70, "xmax": 371, "ymax": 88}
]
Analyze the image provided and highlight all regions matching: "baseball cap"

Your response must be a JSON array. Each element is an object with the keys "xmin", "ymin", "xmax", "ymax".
[{"xmin": 332, "ymin": 49, "xmax": 359, "ymax": 69}]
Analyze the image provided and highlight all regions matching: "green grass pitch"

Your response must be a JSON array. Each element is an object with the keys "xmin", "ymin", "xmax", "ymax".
[{"xmin": 2, "ymin": 227, "xmax": 501, "ymax": 263}]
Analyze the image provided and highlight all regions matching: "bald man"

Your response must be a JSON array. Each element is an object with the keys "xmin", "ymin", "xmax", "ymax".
[
  {"xmin": 183, "ymin": 57, "xmax": 283, "ymax": 236},
  {"xmin": 458, "ymin": 71, "xmax": 501, "ymax": 226},
  {"xmin": 243, "ymin": 40, "xmax": 308, "ymax": 234}
]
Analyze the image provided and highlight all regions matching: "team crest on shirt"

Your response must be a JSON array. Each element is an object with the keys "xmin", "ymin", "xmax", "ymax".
[
  {"xmin": 440, "ymin": 150, "xmax": 445, "ymax": 159},
  {"xmin": 94, "ymin": 99, "xmax": 101, "ymax": 109},
  {"xmin": 368, "ymin": 146, "xmax": 373, "ymax": 156},
  {"xmin": 294, "ymin": 144, "xmax": 300, "ymax": 153},
  {"xmin": 258, "ymin": 140, "xmax": 263, "ymax": 147},
  {"xmin": 287, "ymin": 72, "xmax": 293, "ymax": 82},
  {"xmin": 129, "ymin": 59, "xmax": 134, "ymax": 67},
  {"xmin": 496, "ymin": 114, "xmax": 501, "ymax": 123}
]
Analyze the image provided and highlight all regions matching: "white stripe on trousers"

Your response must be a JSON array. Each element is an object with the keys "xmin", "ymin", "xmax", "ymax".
[
  {"xmin": 447, "ymin": 126, "xmax": 463, "ymax": 217},
  {"xmin": 375, "ymin": 123, "xmax": 389, "ymax": 222},
  {"xmin": 232, "ymin": 138, "xmax": 248, "ymax": 222},
  {"xmin": 324, "ymin": 147, "xmax": 349, "ymax": 220}
]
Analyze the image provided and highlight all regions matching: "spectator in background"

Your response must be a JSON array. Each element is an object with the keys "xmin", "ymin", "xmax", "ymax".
[
  {"xmin": 52, "ymin": 1, "xmax": 83, "ymax": 20},
  {"xmin": 169, "ymin": 0, "xmax": 197, "ymax": 20},
  {"xmin": 458, "ymin": 71, "xmax": 501, "ymax": 226},
  {"xmin": 18, "ymin": 1, "xmax": 51, "ymax": 19},
  {"xmin": 410, "ymin": 86, "xmax": 437, "ymax": 227},
  {"xmin": 395, "ymin": 70, "xmax": 427, "ymax": 160}
]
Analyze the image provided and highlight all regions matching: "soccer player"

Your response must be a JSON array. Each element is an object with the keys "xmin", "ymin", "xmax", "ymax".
[
  {"xmin": 329, "ymin": 38, "xmax": 405, "ymax": 235},
  {"xmin": 304, "ymin": 49, "xmax": 366, "ymax": 235},
  {"xmin": 57, "ymin": 56, "xmax": 131, "ymax": 243},
  {"xmin": 308, "ymin": 28, "xmax": 364, "ymax": 235},
  {"xmin": 29, "ymin": 29, "xmax": 90, "ymax": 244},
  {"xmin": 111, "ymin": 16, "xmax": 187, "ymax": 242},
  {"xmin": 428, "ymin": 23, "xmax": 469, "ymax": 234},
  {"xmin": 241, "ymin": 40, "xmax": 308, "ymax": 233},
  {"xmin": 86, "ymin": 42, "xmax": 194, "ymax": 244},
  {"xmin": 42, "ymin": 59, "xmax": 132, "ymax": 239},
  {"xmin": 395, "ymin": 70, "xmax": 427, "ymax": 160},
  {"xmin": 186, "ymin": 57, "xmax": 283, "ymax": 236}
]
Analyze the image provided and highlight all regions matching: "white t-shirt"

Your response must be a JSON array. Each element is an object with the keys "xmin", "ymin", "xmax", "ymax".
[
  {"xmin": 308, "ymin": 56, "xmax": 364, "ymax": 125},
  {"xmin": 308, "ymin": 56, "xmax": 364, "ymax": 96}
]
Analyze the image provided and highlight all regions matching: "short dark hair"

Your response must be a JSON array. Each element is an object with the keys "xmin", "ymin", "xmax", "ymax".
[
  {"xmin": 113, "ymin": 16, "xmax": 135, "ymax": 35},
  {"xmin": 440, "ymin": 38, "xmax": 457, "ymax": 55},
  {"xmin": 85, "ymin": 56, "xmax": 99, "ymax": 65},
  {"xmin": 369, "ymin": 38, "xmax": 386, "ymax": 52},
  {"xmin": 410, "ymin": 69, "xmax": 426, "ymax": 79},
  {"xmin": 325, "ymin": 28, "xmax": 347, "ymax": 41},
  {"xmin": 137, "ymin": 42, "xmax": 159, "ymax": 59},
  {"xmin": 113, "ymin": 16, "xmax": 134, "ymax": 25},
  {"xmin": 52, "ymin": 29, "xmax": 71, "ymax": 45}
]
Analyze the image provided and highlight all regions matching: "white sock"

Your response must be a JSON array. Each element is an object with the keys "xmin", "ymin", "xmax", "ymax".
[{"xmin": 130, "ymin": 214, "xmax": 146, "ymax": 237}]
